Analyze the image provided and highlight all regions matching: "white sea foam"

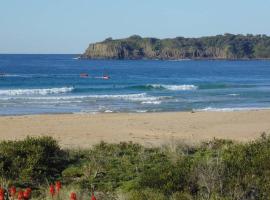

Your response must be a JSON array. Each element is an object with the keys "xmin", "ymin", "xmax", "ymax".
[
  {"xmin": 104, "ymin": 110, "xmax": 114, "ymax": 113},
  {"xmin": 0, "ymin": 74, "xmax": 41, "ymax": 78},
  {"xmin": 0, "ymin": 93, "xmax": 168, "ymax": 103},
  {"xmin": 141, "ymin": 100, "xmax": 162, "ymax": 105},
  {"xmin": 150, "ymin": 84, "xmax": 198, "ymax": 91},
  {"xmin": 83, "ymin": 93, "xmax": 162, "ymax": 101},
  {"xmin": 228, "ymin": 93, "xmax": 240, "ymax": 96},
  {"xmin": 0, "ymin": 87, "xmax": 74, "ymax": 96},
  {"xmin": 135, "ymin": 110, "xmax": 148, "ymax": 113},
  {"xmin": 0, "ymin": 74, "xmax": 20, "ymax": 77},
  {"xmin": 195, "ymin": 107, "xmax": 270, "ymax": 112}
]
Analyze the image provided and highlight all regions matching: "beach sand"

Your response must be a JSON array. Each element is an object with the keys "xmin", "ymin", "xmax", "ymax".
[{"xmin": 0, "ymin": 110, "xmax": 270, "ymax": 148}]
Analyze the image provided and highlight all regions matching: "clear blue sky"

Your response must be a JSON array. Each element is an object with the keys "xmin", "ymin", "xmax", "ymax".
[{"xmin": 0, "ymin": 0, "xmax": 269, "ymax": 54}]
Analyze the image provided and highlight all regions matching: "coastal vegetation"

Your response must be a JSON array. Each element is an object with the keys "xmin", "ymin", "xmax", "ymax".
[
  {"xmin": 1, "ymin": 134, "xmax": 270, "ymax": 199},
  {"xmin": 81, "ymin": 34, "xmax": 270, "ymax": 60}
]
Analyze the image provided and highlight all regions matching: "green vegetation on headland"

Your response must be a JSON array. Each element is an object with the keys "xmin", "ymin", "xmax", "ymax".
[
  {"xmin": 1, "ymin": 134, "xmax": 270, "ymax": 199},
  {"xmin": 81, "ymin": 34, "xmax": 270, "ymax": 60}
]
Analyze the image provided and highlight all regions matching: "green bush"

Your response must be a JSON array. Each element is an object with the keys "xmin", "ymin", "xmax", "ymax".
[
  {"xmin": 127, "ymin": 188, "xmax": 166, "ymax": 200},
  {"xmin": 137, "ymin": 152, "xmax": 191, "ymax": 195},
  {"xmin": 222, "ymin": 135, "xmax": 270, "ymax": 200},
  {"xmin": 0, "ymin": 136, "xmax": 68, "ymax": 187},
  {"xmin": 1, "ymin": 135, "xmax": 270, "ymax": 199},
  {"xmin": 170, "ymin": 192, "xmax": 193, "ymax": 200},
  {"xmin": 62, "ymin": 166, "xmax": 84, "ymax": 179}
]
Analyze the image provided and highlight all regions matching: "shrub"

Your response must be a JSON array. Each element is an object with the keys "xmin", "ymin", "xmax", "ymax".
[
  {"xmin": 222, "ymin": 135, "xmax": 270, "ymax": 199},
  {"xmin": 0, "ymin": 136, "xmax": 68, "ymax": 187},
  {"xmin": 137, "ymin": 151, "xmax": 189, "ymax": 195},
  {"xmin": 170, "ymin": 192, "xmax": 193, "ymax": 200},
  {"xmin": 127, "ymin": 189, "xmax": 166, "ymax": 200},
  {"xmin": 1, "ymin": 135, "xmax": 270, "ymax": 199}
]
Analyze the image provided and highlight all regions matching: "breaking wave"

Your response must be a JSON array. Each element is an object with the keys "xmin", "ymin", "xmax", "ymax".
[
  {"xmin": 194, "ymin": 107, "xmax": 270, "ymax": 112},
  {"xmin": 0, "ymin": 87, "xmax": 74, "ymax": 96},
  {"xmin": 141, "ymin": 100, "xmax": 162, "ymax": 105},
  {"xmin": 129, "ymin": 84, "xmax": 198, "ymax": 91},
  {"xmin": 0, "ymin": 93, "xmax": 169, "ymax": 102}
]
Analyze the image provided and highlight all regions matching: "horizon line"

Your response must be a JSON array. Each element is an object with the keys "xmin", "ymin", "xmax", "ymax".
[
  {"xmin": 1, "ymin": 33, "xmax": 269, "ymax": 54},
  {"xmin": 0, "ymin": 53, "xmax": 81, "ymax": 55}
]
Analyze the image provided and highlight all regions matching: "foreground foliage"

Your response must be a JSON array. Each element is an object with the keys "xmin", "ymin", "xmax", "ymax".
[
  {"xmin": 0, "ymin": 136, "xmax": 67, "ymax": 187},
  {"xmin": 1, "ymin": 134, "xmax": 270, "ymax": 199}
]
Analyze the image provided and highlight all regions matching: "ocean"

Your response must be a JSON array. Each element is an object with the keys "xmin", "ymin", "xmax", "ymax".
[{"xmin": 0, "ymin": 54, "xmax": 270, "ymax": 115}]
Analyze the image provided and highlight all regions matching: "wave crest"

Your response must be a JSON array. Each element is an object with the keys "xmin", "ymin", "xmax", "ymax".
[
  {"xmin": 156, "ymin": 84, "xmax": 198, "ymax": 91},
  {"xmin": 0, "ymin": 93, "xmax": 170, "ymax": 104},
  {"xmin": 0, "ymin": 87, "xmax": 74, "ymax": 96},
  {"xmin": 195, "ymin": 107, "xmax": 270, "ymax": 112},
  {"xmin": 130, "ymin": 84, "xmax": 198, "ymax": 91}
]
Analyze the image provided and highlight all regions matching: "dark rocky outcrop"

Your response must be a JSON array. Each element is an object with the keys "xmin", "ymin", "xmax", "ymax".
[{"xmin": 81, "ymin": 34, "xmax": 270, "ymax": 60}]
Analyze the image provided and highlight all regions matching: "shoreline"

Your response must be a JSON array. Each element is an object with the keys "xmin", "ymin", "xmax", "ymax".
[
  {"xmin": 2, "ymin": 105, "xmax": 270, "ymax": 117},
  {"xmin": 0, "ymin": 110, "xmax": 270, "ymax": 148},
  {"xmin": 79, "ymin": 57, "xmax": 270, "ymax": 61}
]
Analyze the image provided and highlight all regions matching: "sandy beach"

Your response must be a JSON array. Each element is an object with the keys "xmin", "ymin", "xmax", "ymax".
[{"xmin": 0, "ymin": 110, "xmax": 270, "ymax": 148}]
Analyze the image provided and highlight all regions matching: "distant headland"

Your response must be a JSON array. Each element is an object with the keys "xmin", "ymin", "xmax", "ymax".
[{"xmin": 81, "ymin": 34, "xmax": 270, "ymax": 60}]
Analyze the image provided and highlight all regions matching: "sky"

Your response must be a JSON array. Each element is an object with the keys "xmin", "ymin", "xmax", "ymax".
[{"xmin": 0, "ymin": 0, "xmax": 270, "ymax": 54}]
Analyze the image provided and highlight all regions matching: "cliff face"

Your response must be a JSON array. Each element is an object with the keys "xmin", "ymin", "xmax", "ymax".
[{"xmin": 81, "ymin": 34, "xmax": 270, "ymax": 60}]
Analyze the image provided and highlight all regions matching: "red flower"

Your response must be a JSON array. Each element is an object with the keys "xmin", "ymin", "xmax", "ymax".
[
  {"xmin": 55, "ymin": 181, "xmax": 61, "ymax": 193},
  {"xmin": 70, "ymin": 192, "xmax": 77, "ymax": 200},
  {"xmin": 23, "ymin": 188, "xmax": 32, "ymax": 200},
  {"xmin": 9, "ymin": 186, "xmax": 16, "ymax": 197},
  {"xmin": 91, "ymin": 193, "xmax": 97, "ymax": 200},
  {"xmin": 17, "ymin": 190, "xmax": 24, "ymax": 200},
  {"xmin": 49, "ymin": 184, "xmax": 55, "ymax": 197},
  {"xmin": 0, "ymin": 188, "xmax": 4, "ymax": 200}
]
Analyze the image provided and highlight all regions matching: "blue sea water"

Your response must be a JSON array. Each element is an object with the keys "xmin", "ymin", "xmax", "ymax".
[{"xmin": 0, "ymin": 54, "xmax": 270, "ymax": 115}]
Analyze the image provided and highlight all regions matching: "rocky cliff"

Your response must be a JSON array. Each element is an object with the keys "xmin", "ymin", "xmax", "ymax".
[{"xmin": 81, "ymin": 34, "xmax": 270, "ymax": 60}]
